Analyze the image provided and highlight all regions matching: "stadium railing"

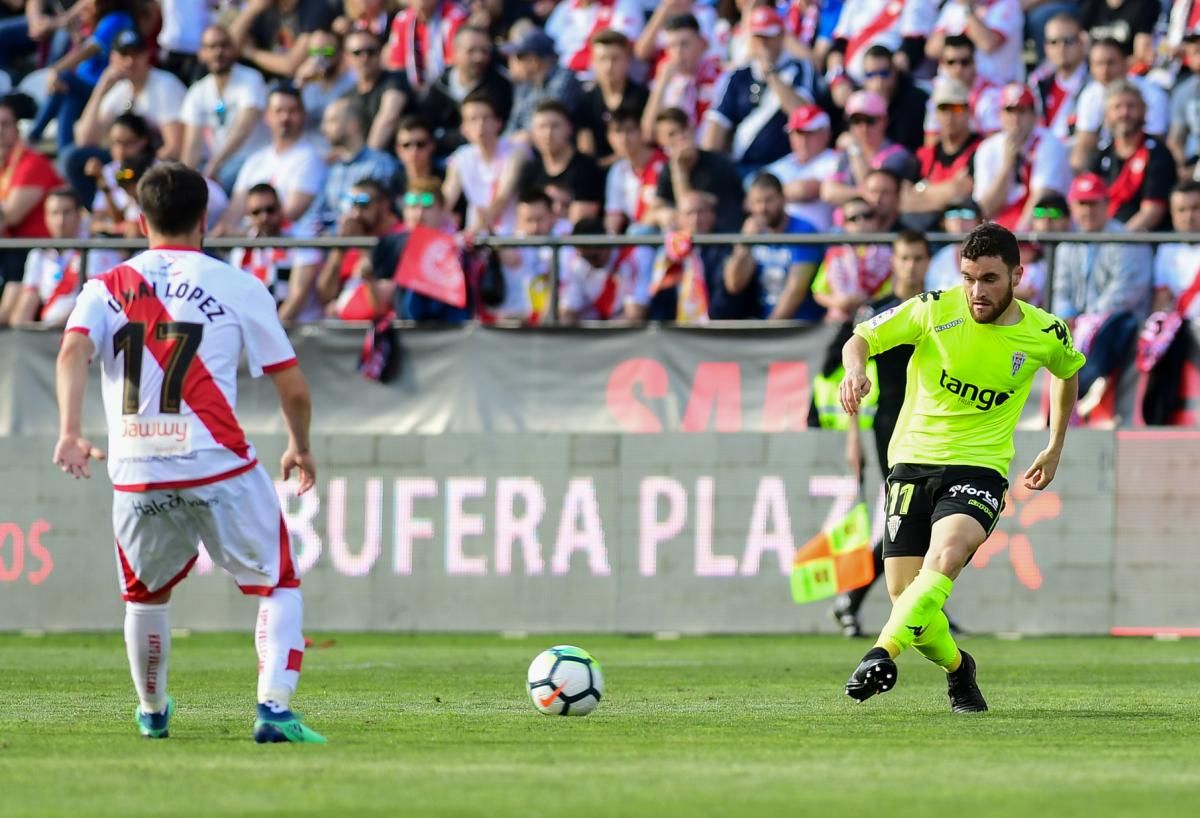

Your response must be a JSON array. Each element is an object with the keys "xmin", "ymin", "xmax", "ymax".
[{"xmin": 0, "ymin": 231, "xmax": 1196, "ymax": 325}]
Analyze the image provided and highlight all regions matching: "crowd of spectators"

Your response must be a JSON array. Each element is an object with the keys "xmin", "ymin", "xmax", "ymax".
[{"xmin": 0, "ymin": 0, "xmax": 1196, "ymax": 408}]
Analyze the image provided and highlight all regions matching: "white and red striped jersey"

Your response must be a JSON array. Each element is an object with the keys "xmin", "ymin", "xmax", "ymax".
[
  {"xmin": 559, "ymin": 245, "xmax": 653, "ymax": 320},
  {"xmin": 604, "ymin": 150, "xmax": 667, "ymax": 225},
  {"xmin": 545, "ymin": 0, "xmax": 644, "ymax": 78},
  {"xmin": 64, "ymin": 248, "xmax": 297, "ymax": 491},
  {"xmin": 924, "ymin": 75, "xmax": 1003, "ymax": 137},
  {"xmin": 22, "ymin": 247, "xmax": 124, "ymax": 325},
  {"xmin": 932, "ymin": 0, "xmax": 1025, "ymax": 86},
  {"xmin": 1030, "ymin": 63, "xmax": 1089, "ymax": 142},
  {"xmin": 657, "ymin": 55, "xmax": 723, "ymax": 129},
  {"xmin": 385, "ymin": 0, "xmax": 469, "ymax": 89},
  {"xmin": 972, "ymin": 126, "xmax": 1071, "ymax": 230},
  {"xmin": 833, "ymin": 0, "xmax": 936, "ymax": 83}
]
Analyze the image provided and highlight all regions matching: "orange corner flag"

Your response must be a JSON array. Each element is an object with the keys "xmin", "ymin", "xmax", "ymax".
[{"xmin": 790, "ymin": 501, "xmax": 875, "ymax": 604}]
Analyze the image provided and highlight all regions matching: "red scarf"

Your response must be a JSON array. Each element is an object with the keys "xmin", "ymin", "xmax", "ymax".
[
  {"xmin": 1106, "ymin": 137, "xmax": 1150, "ymax": 219},
  {"xmin": 651, "ymin": 232, "xmax": 708, "ymax": 323}
]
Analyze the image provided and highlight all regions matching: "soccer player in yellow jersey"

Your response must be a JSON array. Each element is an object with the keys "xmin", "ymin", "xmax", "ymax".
[{"xmin": 838, "ymin": 223, "xmax": 1086, "ymax": 712}]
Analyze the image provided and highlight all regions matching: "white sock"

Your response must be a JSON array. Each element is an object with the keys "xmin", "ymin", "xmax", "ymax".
[
  {"xmin": 125, "ymin": 602, "xmax": 170, "ymax": 714},
  {"xmin": 255, "ymin": 587, "xmax": 304, "ymax": 710}
]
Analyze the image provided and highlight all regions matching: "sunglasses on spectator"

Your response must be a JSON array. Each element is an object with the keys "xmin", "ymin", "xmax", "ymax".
[
  {"xmin": 400, "ymin": 138, "xmax": 431, "ymax": 150},
  {"xmin": 844, "ymin": 210, "xmax": 876, "ymax": 223},
  {"xmin": 309, "ymin": 46, "xmax": 337, "ymax": 58},
  {"xmin": 349, "ymin": 47, "xmax": 379, "ymax": 57},
  {"xmin": 848, "ymin": 115, "xmax": 879, "ymax": 126},
  {"xmin": 944, "ymin": 208, "xmax": 978, "ymax": 220},
  {"xmin": 1003, "ymin": 105, "xmax": 1032, "ymax": 114},
  {"xmin": 250, "ymin": 205, "xmax": 279, "ymax": 216},
  {"xmin": 1033, "ymin": 206, "xmax": 1066, "ymax": 219},
  {"xmin": 937, "ymin": 103, "xmax": 969, "ymax": 114},
  {"xmin": 347, "ymin": 193, "xmax": 374, "ymax": 208},
  {"xmin": 864, "ymin": 68, "xmax": 893, "ymax": 80},
  {"xmin": 1046, "ymin": 37, "xmax": 1078, "ymax": 46},
  {"xmin": 404, "ymin": 192, "xmax": 437, "ymax": 208},
  {"xmin": 942, "ymin": 57, "xmax": 974, "ymax": 67}
]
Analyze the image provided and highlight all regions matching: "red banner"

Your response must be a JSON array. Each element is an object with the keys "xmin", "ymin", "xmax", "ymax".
[{"xmin": 394, "ymin": 226, "xmax": 467, "ymax": 308}]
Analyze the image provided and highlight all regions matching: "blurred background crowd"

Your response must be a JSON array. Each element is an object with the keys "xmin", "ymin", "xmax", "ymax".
[{"xmin": 0, "ymin": 0, "xmax": 1195, "ymax": 351}]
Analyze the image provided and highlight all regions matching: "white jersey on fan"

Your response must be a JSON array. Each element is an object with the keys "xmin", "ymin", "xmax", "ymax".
[
  {"xmin": 833, "ymin": 0, "xmax": 936, "ymax": 84},
  {"xmin": 64, "ymin": 248, "xmax": 297, "ymax": 491},
  {"xmin": 932, "ymin": 0, "xmax": 1025, "ymax": 86}
]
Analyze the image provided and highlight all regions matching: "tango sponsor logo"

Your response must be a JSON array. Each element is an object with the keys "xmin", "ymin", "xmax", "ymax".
[
  {"xmin": 939, "ymin": 369, "xmax": 1013, "ymax": 411},
  {"xmin": 948, "ymin": 483, "xmax": 1000, "ymax": 511}
]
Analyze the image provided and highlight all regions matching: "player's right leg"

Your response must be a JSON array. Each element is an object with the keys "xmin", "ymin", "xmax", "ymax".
[
  {"xmin": 844, "ymin": 554, "xmax": 921, "ymax": 701},
  {"xmin": 197, "ymin": 466, "xmax": 325, "ymax": 743},
  {"xmin": 112, "ymin": 493, "xmax": 200, "ymax": 738}
]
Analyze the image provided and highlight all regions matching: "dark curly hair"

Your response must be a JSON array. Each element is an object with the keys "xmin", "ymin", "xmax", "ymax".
[{"xmin": 961, "ymin": 223, "xmax": 1020, "ymax": 272}]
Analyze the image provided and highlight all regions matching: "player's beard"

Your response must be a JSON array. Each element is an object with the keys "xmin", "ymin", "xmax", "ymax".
[{"xmin": 970, "ymin": 283, "xmax": 1015, "ymax": 324}]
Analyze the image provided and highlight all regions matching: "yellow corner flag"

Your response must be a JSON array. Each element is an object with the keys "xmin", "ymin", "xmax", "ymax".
[{"xmin": 790, "ymin": 500, "xmax": 875, "ymax": 604}]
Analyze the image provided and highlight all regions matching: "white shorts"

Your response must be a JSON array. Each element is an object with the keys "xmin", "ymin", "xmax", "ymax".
[{"xmin": 112, "ymin": 463, "xmax": 299, "ymax": 602}]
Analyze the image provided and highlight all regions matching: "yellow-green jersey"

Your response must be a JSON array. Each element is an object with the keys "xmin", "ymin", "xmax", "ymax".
[{"xmin": 853, "ymin": 286, "xmax": 1086, "ymax": 476}]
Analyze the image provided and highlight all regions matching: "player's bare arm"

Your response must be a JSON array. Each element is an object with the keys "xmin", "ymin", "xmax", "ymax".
[
  {"xmin": 1024, "ymin": 372, "xmax": 1079, "ymax": 491},
  {"xmin": 53, "ymin": 331, "xmax": 105, "ymax": 479},
  {"xmin": 838, "ymin": 334, "xmax": 873, "ymax": 416},
  {"xmin": 270, "ymin": 365, "xmax": 316, "ymax": 495}
]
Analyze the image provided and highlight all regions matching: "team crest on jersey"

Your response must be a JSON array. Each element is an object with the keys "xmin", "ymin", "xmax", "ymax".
[
  {"xmin": 887, "ymin": 515, "xmax": 902, "ymax": 541},
  {"xmin": 1011, "ymin": 351, "xmax": 1027, "ymax": 377}
]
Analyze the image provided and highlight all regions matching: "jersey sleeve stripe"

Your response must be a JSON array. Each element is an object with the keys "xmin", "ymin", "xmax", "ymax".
[
  {"xmin": 102, "ymin": 264, "xmax": 252, "ymax": 461},
  {"xmin": 263, "ymin": 357, "xmax": 298, "ymax": 374},
  {"xmin": 65, "ymin": 326, "xmax": 90, "ymax": 336}
]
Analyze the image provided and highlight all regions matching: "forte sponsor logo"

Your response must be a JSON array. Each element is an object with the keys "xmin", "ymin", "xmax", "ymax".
[
  {"xmin": 947, "ymin": 483, "xmax": 1000, "ymax": 511},
  {"xmin": 939, "ymin": 369, "xmax": 1013, "ymax": 411},
  {"xmin": 0, "ymin": 520, "xmax": 53, "ymax": 585}
]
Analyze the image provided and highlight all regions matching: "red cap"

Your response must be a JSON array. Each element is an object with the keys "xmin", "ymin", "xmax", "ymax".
[
  {"xmin": 1000, "ymin": 83, "xmax": 1037, "ymax": 110},
  {"xmin": 1068, "ymin": 173, "xmax": 1108, "ymax": 203},
  {"xmin": 748, "ymin": 6, "xmax": 784, "ymax": 37},
  {"xmin": 786, "ymin": 103, "xmax": 831, "ymax": 132}
]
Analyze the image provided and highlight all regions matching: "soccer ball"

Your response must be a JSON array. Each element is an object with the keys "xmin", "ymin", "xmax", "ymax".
[{"xmin": 526, "ymin": 645, "xmax": 604, "ymax": 716}]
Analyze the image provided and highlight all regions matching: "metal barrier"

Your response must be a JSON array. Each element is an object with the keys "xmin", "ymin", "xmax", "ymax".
[{"xmin": 1, "ymin": 230, "xmax": 1196, "ymax": 325}]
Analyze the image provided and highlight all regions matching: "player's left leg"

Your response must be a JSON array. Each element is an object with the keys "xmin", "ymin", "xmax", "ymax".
[{"xmin": 198, "ymin": 466, "xmax": 326, "ymax": 743}]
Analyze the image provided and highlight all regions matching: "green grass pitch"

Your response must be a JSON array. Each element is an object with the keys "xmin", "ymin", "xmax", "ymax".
[{"xmin": 1, "ymin": 633, "xmax": 1197, "ymax": 817}]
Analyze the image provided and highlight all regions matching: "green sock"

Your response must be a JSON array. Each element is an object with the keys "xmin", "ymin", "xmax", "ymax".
[
  {"xmin": 874, "ymin": 569, "xmax": 954, "ymax": 658},
  {"xmin": 912, "ymin": 610, "xmax": 961, "ymax": 671}
]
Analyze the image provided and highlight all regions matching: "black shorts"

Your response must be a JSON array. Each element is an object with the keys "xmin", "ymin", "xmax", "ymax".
[{"xmin": 882, "ymin": 464, "xmax": 1008, "ymax": 559}]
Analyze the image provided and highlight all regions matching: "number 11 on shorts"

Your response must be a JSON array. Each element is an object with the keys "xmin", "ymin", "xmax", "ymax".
[{"xmin": 888, "ymin": 482, "xmax": 914, "ymax": 516}]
